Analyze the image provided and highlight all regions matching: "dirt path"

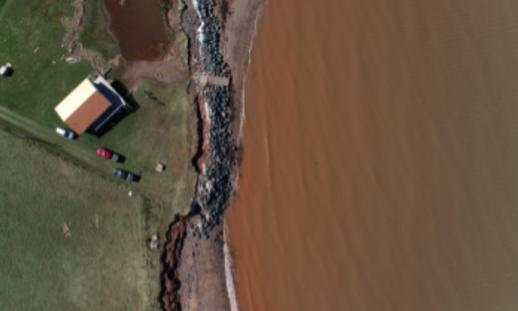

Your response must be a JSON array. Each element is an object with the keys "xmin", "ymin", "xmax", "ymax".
[{"xmin": 0, "ymin": 106, "xmax": 52, "ymax": 139}]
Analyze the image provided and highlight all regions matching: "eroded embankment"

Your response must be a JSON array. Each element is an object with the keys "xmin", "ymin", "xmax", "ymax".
[
  {"xmin": 160, "ymin": 0, "xmax": 236, "ymax": 310},
  {"xmin": 160, "ymin": 217, "xmax": 187, "ymax": 311}
]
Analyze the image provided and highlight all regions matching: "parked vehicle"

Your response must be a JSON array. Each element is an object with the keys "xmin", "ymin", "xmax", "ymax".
[
  {"xmin": 0, "ymin": 63, "xmax": 13, "ymax": 77},
  {"xmin": 96, "ymin": 147, "xmax": 120, "ymax": 162},
  {"xmin": 112, "ymin": 168, "xmax": 139, "ymax": 182},
  {"xmin": 55, "ymin": 127, "xmax": 77, "ymax": 140}
]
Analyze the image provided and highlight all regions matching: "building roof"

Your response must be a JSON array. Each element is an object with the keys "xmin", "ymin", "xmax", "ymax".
[{"xmin": 54, "ymin": 78, "xmax": 111, "ymax": 134}]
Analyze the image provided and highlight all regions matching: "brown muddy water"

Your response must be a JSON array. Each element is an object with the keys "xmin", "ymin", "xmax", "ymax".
[
  {"xmin": 228, "ymin": 0, "xmax": 518, "ymax": 310},
  {"xmin": 103, "ymin": 0, "xmax": 168, "ymax": 61}
]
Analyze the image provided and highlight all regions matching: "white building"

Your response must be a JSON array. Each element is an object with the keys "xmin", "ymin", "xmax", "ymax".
[{"xmin": 54, "ymin": 76, "xmax": 128, "ymax": 134}]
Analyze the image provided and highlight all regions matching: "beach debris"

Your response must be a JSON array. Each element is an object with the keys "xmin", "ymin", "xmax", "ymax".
[{"xmin": 128, "ymin": 190, "xmax": 133, "ymax": 197}]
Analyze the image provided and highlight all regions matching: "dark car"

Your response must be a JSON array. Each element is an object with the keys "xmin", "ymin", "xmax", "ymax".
[{"xmin": 112, "ymin": 168, "xmax": 139, "ymax": 182}]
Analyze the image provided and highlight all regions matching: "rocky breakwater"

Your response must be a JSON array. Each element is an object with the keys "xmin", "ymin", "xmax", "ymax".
[
  {"xmin": 191, "ymin": 0, "xmax": 235, "ymax": 236},
  {"xmin": 160, "ymin": 0, "xmax": 236, "ymax": 310}
]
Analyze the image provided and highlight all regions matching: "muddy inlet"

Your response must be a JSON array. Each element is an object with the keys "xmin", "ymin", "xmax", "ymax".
[{"xmin": 103, "ymin": 0, "xmax": 169, "ymax": 61}]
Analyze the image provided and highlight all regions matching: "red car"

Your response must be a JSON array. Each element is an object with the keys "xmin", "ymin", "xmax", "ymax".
[{"xmin": 96, "ymin": 147, "xmax": 120, "ymax": 162}]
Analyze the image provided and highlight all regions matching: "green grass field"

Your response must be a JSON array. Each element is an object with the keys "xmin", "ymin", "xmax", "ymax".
[
  {"xmin": 0, "ymin": 128, "xmax": 161, "ymax": 310},
  {"xmin": 0, "ymin": 0, "xmax": 92, "ymax": 123},
  {"xmin": 0, "ymin": 0, "xmax": 196, "ymax": 309}
]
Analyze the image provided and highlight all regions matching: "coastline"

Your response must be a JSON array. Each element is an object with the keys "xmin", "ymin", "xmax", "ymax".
[
  {"xmin": 221, "ymin": 0, "xmax": 267, "ymax": 145},
  {"xmin": 221, "ymin": 0, "xmax": 266, "ymax": 310},
  {"xmin": 223, "ymin": 226, "xmax": 238, "ymax": 311},
  {"xmin": 209, "ymin": 1, "xmax": 518, "ymax": 310},
  {"xmin": 160, "ymin": 0, "xmax": 265, "ymax": 310}
]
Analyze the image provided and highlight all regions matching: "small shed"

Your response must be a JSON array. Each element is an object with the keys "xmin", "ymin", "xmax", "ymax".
[{"xmin": 55, "ymin": 76, "xmax": 127, "ymax": 134}]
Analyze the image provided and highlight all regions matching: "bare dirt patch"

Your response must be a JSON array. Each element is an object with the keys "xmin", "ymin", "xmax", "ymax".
[
  {"xmin": 122, "ymin": 46, "xmax": 184, "ymax": 88},
  {"xmin": 61, "ymin": 0, "xmax": 84, "ymax": 60}
]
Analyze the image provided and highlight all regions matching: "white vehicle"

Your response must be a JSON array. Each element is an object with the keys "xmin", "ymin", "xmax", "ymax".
[
  {"xmin": 0, "ymin": 63, "xmax": 12, "ymax": 76},
  {"xmin": 55, "ymin": 127, "xmax": 77, "ymax": 140}
]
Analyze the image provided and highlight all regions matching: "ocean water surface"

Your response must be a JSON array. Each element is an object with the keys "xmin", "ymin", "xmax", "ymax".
[{"xmin": 229, "ymin": 0, "xmax": 518, "ymax": 310}]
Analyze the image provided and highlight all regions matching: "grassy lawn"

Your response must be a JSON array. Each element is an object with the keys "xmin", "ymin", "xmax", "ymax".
[
  {"xmin": 0, "ymin": 0, "xmax": 92, "ymax": 124},
  {"xmin": 0, "ymin": 127, "xmax": 162, "ymax": 310},
  {"xmin": 0, "ymin": 0, "xmax": 196, "ymax": 209},
  {"xmin": 0, "ymin": 0, "xmax": 196, "ymax": 309}
]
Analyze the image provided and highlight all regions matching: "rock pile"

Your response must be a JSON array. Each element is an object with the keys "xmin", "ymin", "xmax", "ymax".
[
  {"xmin": 190, "ymin": 0, "xmax": 236, "ymax": 238},
  {"xmin": 197, "ymin": 0, "xmax": 229, "ymax": 76}
]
